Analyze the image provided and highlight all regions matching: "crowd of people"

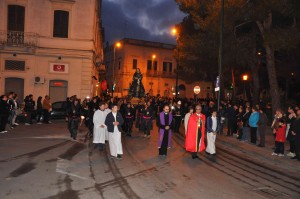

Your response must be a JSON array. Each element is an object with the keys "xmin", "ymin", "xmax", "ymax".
[{"xmin": 1, "ymin": 92, "xmax": 300, "ymax": 161}]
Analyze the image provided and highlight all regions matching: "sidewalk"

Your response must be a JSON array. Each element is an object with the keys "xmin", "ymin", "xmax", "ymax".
[{"xmin": 179, "ymin": 125, "xmax": 300, "ymax": 174}]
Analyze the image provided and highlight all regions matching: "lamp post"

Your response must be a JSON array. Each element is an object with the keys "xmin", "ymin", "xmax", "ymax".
[
  {"xmin": 171, "ymin": 27, "xmax": 179, "ymax": 99},
  {"xmin": 112, "ymin": 42, "xmax": 121, "ymax": 98},
  {"xmin": 217, "ymin": 0, "xmax": 225, "ymax": 111},
  {"xmin": 242, "ymin": 74, "xmax": 248, "ymax": 100}
]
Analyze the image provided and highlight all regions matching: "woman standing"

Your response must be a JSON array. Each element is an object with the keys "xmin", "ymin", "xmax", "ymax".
[
  {"xmin": 272, "ymin": 114, "xmax": 286, "ymax": 156},
  {"xmin": 249, "ymin": 107, "xmax": 259, "ymax": 144},
  {"xmin": 36, "ymin": 96, "xmax": 43, "ymax": 124}
]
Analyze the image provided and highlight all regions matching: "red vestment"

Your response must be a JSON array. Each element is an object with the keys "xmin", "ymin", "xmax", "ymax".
[{"xmin": 185, "ymin": 113, "xmax": 206, "ymax": 152}]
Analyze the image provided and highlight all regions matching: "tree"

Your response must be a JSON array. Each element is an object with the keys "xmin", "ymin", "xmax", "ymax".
[{"xmin": 175, "ymin": 0, "xmax": 300, "ymax": 113}]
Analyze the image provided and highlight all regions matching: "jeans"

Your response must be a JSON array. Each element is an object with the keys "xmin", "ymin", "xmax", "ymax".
[{"xmin": 274, "ymin": 141, "xmax": 284, "ymax": 154}]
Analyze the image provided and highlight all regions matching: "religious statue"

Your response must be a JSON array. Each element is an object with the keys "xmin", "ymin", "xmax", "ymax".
[{"xmin": 128, "ymin": 68, "xmax": 145, "ymax": 98}]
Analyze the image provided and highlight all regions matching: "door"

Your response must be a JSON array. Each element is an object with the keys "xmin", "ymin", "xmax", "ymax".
[
  {"xmin": 5, "ymin": 77, "xmax": 24, "ymax": 102},
  {"xmin": 49, "ymin": 80, "xmax": 68, "ymax": 103}
]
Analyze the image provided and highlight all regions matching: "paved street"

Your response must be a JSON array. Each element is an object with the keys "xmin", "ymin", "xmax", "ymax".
[{"xmin": 0, "ymin": 121, "xmax": 299, "ymax": 199}]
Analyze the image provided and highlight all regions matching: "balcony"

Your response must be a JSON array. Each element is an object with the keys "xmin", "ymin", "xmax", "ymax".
[
  {"xmin": 0, "ymin": 30, "xmax": 38, "ymax": 48},
  {"xmin": 146, "ymin": 70, "xmax": 176, "ymax": 78}
]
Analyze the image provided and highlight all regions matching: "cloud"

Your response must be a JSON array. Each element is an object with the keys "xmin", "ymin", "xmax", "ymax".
[{"xmin": 102, "ymin": 0, "xmax": 185, "ymax": 44}]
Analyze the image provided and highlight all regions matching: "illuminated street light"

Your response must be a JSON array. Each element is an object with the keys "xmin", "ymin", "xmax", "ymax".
[
  {"xmin": 113, "ymin": 41, "xmax": 122, "ymax": 98},
  {"xmin": 242, "ymin": 74, "xmax": 248, "ymax": 100},
  {"xmin": 152, "ymin": 54, "xmax": 156, "ymax": 59},
  {"xmin": 243, "ymin": 74, "xmax": 248, "ymax": 81},
  {"xmin": 171, "ymin": 27, "xmax": 179, "ymax": 98}
]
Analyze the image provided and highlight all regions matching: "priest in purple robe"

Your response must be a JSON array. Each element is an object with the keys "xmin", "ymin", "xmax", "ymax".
[{"xmin": 156, "ymin": 104, "xmax": 174, "ymax": 156}]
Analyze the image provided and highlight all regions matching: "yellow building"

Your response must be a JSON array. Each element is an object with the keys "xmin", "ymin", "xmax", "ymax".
[
  {"xmin": 104, "ymin": 38, "xmax": 212, "ymax": 99},
  {"xmin": 0, "ymin": 0, "xmax": 104, "ymax": 102}
]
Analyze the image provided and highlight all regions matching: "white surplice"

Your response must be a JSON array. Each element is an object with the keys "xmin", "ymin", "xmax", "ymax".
[
  {"xmin": 108, "ymin": 112, "xmax": 123, "ymax": 157},
  {"xmin": 93, "ymin": 110, "xmax": 108, "ymax": 144}
]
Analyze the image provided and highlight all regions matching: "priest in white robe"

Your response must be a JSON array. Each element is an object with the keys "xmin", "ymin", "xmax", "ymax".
[{"xmin": 93, "ymin": 102, "xmax": 108, "ymax": 150}]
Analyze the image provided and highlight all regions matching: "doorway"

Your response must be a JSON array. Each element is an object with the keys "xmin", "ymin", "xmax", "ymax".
[
  {"xmin": 49, "ymin": 80, "xmax": 68, "ymax": 102},
  {"xmin": 5, "ymin": 77, "xmax": 24, "ymax": 102}
]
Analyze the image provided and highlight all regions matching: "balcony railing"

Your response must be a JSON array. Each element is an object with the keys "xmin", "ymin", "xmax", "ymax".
[
  {"xmin": 0, "ymin": 30, "xmax": 38, "ymax": 47},
  {"xmin": 146, "ymin": 70, "xmax": 176, "ymax": 78}
]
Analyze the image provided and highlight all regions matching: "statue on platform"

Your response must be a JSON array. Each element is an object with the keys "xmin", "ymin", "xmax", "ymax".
[{"xmin": 128, "ymin": 68, "xmax": 145, "ymax": 98}]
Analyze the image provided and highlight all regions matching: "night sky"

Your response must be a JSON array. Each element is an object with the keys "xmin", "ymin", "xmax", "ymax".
[{"xmin": 102, "ymin": 0, "xmax": 186, "ymax": 45}]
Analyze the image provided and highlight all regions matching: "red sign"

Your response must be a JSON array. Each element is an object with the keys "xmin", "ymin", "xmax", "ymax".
[
  {"xmin": 53, "ymin": 82, "xmax": 64, "ymax": 87},
  {"xmin": 53, "ymin": 64, "xmax": 65, "ymax": 72}
]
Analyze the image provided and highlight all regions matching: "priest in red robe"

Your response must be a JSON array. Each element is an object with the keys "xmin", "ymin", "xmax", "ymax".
[{"xmin": 185, "ymin": 105, "xmax": 206, "ymax": 159}]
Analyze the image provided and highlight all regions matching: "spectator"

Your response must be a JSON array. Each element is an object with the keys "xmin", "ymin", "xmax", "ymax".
[
  {"xmin": 24, "ymin": 94, "xmax": 35, "ymax": 125},
  {"xmin": 272, "ymin": 114, "xmax": 286, "ymax": 157},
  {"xmin": 249, "ymin": 107, "xmax": 259, "ymax": 144},
  {"xmin": 0, "ymin": 95, "xmax": 9, "ymax": 133},
  {"xmin": 42, "ymin": 95, "xmax": 51, "ymax": 124},
  {"xmin": 36, "ymin": 96, "xmax": 43, "ymax": 124},
  {"xmin": 257, "ymin": 108, "xmax": 268, "ymax": 147}
]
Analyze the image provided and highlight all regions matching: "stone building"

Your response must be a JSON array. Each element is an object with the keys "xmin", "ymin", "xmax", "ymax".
[
  {"xmin": 104, "ymin": 38, "xmax": 212, "ymax": 99},
  {"xmin": 0, "ymin": 0, "xmax": 104, "ymax": 102}
]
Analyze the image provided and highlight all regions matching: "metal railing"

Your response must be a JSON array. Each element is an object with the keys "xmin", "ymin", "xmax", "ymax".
[{"xmin": 0, "ymin": 30, "xmax": 38, "ymax": 47}]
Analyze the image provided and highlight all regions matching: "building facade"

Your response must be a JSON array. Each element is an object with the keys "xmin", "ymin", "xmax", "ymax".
[
  {"xmin": 104, "ymin": 38, "xmax": 212, "ymax": 99},
  {"xmin": 0, "ymin": 0, "xmax": 104, "ymax": 102}
]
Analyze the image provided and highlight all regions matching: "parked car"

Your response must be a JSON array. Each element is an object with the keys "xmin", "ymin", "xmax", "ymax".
[{"xmin": 50, "ymin": 101, "xmax": 67, "ymax": 119}]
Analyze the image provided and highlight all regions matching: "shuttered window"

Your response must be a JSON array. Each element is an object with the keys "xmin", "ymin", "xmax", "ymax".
[{"xmin": 53, "ymin": 10, "xmax": 69, "ymax": 38}]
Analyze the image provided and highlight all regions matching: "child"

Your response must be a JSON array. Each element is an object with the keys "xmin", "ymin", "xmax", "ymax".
[{"xmin": 272, "ymin": 117, "xmax": 286, "ymax": 156}]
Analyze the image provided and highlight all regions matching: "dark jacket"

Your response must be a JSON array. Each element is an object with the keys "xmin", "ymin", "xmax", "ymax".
[
  {"xmin": 0, "ymin": 100, "xmax": 10, "ymax": 116},
  {"xmin": 105, "ymin": 111, "xmax": 124, "ymax": 132},
  {"xmin": 206, "ymin": 116, "xmax": 220, "ymax": 133},
  {"xmin": 258, "ymin": 112, "xmax": 268, "ymax": 126}
]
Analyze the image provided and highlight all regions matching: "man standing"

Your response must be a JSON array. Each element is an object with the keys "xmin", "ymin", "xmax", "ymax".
[
  {"xmin": 257, "ymin": 108, "xmax": 268, "ymax": 147},
  {"xmin": 93, "ymin": 102, "xmax": 108, "ymax": 151},
  {"xmin": 206, "ymin": 109, "xmax": 219, "ymax": 155},
  {"xmin": 156, "ymin": 104, "xmax": 173, "ymax": 156},
  {"xmin": 185, "ymin": 105, "xmax": 206, "ymax": 159},
  {"xmin": 291, "ymin": 109, "xmax": 300, "ymax": 161},
  {"xmin": 173, "ymin": 101, "xmax": 183, "ymax": 134},
  {"xmin": 124, "ymin": 102, "xmax": 135, "ymax": 137},
  {"xmin": 105, "ymin": 104, "xmax": 124, "ymax": 159},
  {"xmin": 141, "ymin": 101, "xmax": 154, "ymax": 138}
]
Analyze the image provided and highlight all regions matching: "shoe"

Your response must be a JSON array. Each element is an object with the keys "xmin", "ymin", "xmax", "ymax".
[
  {"xmin": 192, "ymin": 155, "xmax": 199, "ymax": 159},
  {"xmin": 147, "ymin": 135, "xmax": 151, "ymax": 138},
  {"xmin": 10, "ymin": 126, "xmax": 14, "ymax": 129},
  {"xmin": 25, "ymin": 123, "xmax": 30, "ymax": 126},
  {"xmin": 291, "ymin": 156, "xmax": 298, "ymax": 160},
  {"xmin": 14, "ymin": 123, "xmax": 19, "ymax": 126},
  {"xmin": 0, "ymin": 131, "xmax": 5, "ymax": 134},
  {"xmin": 48, "ymin": 121, "xmax": 52, "ymax": 124},
  {"xmin": 143, "ymin": 134, "xmax": 147, "ymax": 137},
  {"xmin": 278, "ymin": 154, "xmax": 284, "ymax": 157},
  {"xmin": 117, "ymin": 154, "xmax": 123, "ymax": 159},
  {"xmin": 3, "ymin": 131, "xmax": 8, "ymax": 133},
  {"xmin": 37, "ymin": 122, "xmax": 42, "ymax": 125},
  {"xmin": 271, "ymin": 152, "xmax": 278, "ymax": 156},
  {"xmin": 257, "ymin": 144, "xmax": 264, "ymax": 147},
  {"xmin": 287, "ymin": 152, "xmax": 295, "ymax": 157},
  {"xmin": 110, "ymin": 155, "xmax": 116, "ymax": 159}
]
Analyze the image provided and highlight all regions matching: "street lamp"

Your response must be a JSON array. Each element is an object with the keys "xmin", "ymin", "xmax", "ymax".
[
  {"xmin": 171, "ymin": 27, "xmax": 179, "ymax": 99},
  {"xmin": 112, "ymin": 41, "xmax": 121, "ymax": 98},
  {"xmin": 242, "ymin": 74, "xmax": 248, "ymax": 100},
  {"xmin": 217, "ymin": 0, "xmax": 224, "ymax": 111}
]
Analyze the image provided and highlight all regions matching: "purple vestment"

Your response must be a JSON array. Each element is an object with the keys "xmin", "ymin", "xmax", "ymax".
[{"xmin": 158, "ymin": 112, "xmax": 173, "ymax": 148}]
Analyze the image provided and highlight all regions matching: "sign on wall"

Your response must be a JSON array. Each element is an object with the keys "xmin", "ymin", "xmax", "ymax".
[{"xmin": 49, "ymin": 63, "xmax": 69, "ymax": 74}]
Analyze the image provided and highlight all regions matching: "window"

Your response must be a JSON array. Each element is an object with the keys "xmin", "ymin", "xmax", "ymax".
[
  {"xmin": 163, "ymin": 62, "xmax": 167, "ymax": 72},
  {"xmin": 5, "ymin": 60, "xmax": 25, "ymax": 71},
  {"xmin": 147, "ymin": 60, "xmax": 152, "ymax": 70},
  {"xmin": 169, "ymin": 63, "xmax": 173, "ymax": 72},
  {"xmin": 132, "ymin": 59, "xmax": 137, "ymax": 69},
  {"xmin": 153, "ymin": 61, "xmax": 157, "ymax": 71},
  {"xmin": 163, "ymin": 62, "xmax": 172, "ymax": 72},
  {"xmin": 7, "ymin": 5, "xmax": 25, "ymax": 32},
  {"xmin": 53, "ymin": 10, "xmax": 69, "ymax": 38}
]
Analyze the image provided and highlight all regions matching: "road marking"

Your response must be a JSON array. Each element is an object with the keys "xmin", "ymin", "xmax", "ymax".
[{"xmin": 56, "ymin": 158, "xmax": 89, "ymax": 181}]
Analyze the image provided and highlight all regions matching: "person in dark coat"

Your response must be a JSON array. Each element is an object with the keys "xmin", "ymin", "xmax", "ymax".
[
  {"xmin": 105, "ymin": 104, "xmax": 124, "ymax": 159},
  {"xmin": 0, "ymin": 95, "xmax": 9, "ymax": 133},
  {"xmin": 291, "ymin": 109, "xmax": 300, "ymax": 161},
  {"xmin": 67, "ymin": 98, "xmax": 82, "ymax": 140},
  {"xmin": 172, "ymin": 101, "xmax": 183, "ymax": 134},
  {"xmin": 257, "ymin": 108, "xmax": 269, "ymax": 147},
  {"xmin": 124, "ymin": 102, "xmax": 135, "ymax": 137},
  {"xmin": 135, "ymin": 101, "xmax": 144, "ymax": 131},
  {"xmin": 141, "ymin": 101, "xmax": 154, "ymax": 138},
  {"xmin": 24, "ymin": 94, "xmax": 35, "ymax": 125},
  {"xmin": 36, "ymin": 96, "xmax": 43, "ymax": 124},
  {"xmin": 286, "ymin": 106, "xmax": 297, "ymax": 157}
]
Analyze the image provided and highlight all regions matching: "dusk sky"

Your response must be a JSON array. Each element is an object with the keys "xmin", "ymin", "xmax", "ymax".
[{"xmin": 102, "ymin": 0, "xmax": 186, "ymax": 45}]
